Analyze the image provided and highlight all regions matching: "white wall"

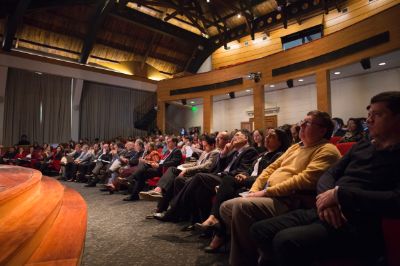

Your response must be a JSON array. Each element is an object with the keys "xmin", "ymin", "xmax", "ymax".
[
  {"xmin": 212, "ymin": 96, "xmax": 254, "ymax": 132},
  {"xmin": 331, "ymin": 68, "xmax": 400, "ymax": 121},
  {"xmin": 265, "ymin": 84, "xmax": 317, "ymax": 125},
  {"xmin": 181, "ymin": 68, "xmax": 400, "ymax": 131},
  {"xmin": 185, "ymin": 104, "xmax": 203, "ymax": 131},
  {"xmin": 197, "ymin": 56, "xmax": 212, "ymax": 74}
]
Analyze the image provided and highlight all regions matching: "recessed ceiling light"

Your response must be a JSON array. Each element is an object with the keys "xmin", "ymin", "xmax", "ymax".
[
  {"xmin": 246, "ymin": 89, "xmax": 251, "ymax": 92},
  {"xmin": 206, "ymin": 0, "xmax": 210, "ymax": 2},
  {"xmin": 334, "ymin": 71, "xmax": 341, "ymax": 75},
  {"xmin": 298, "ymin": 79, "xmax": 304, "ymax": 82},
  {"xmin": 269, "ymin": 84, "xmax": 275, "ymax": 88},
  {"xmin": 35, "ymin": 72, "xmax": 43, "ymax": 75},
  {"xmin": 190, "ymin": 101, "xmax": 195, "ymax": 104},
  {"xmin": 378, "ymin": 62, "xmax": 386, "ymax": 66},
  {"xmin": 237, "ymin": 13, "xmax": 241, "ymax": 18}
]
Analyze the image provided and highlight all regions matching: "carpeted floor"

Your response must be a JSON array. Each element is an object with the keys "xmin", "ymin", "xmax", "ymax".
[{"xmin": 61, "ymin": 179, "xmax": 229, "ymax": 266}]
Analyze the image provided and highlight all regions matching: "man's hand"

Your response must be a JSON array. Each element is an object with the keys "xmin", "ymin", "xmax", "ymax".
[
  {"xmin": 119, "ymin": 156, "xmax": 127, "ymax": 163},
  {"xmin": 234, "ymin": 173, "xmax": 248, "ymax": 183},
  {"xmin": 246, "ymin": 190, "xmax": 266, "ymax": 197},
  {"xmin": 221, "ymin": 142, "xmax": 232, "ymax": 156},
  {"xmin": 178, "ymin": 169, "xmax": 186, "ymax": 177},
  {"xmin": 150, "ymin": 162, "xmax": 159, "ymax": 169},
  {"xmin": 316, "ymin": 187, "xmax": 338, "ymax": 211},
  {"xmin": 318, "ymin": 206, "xmax": 347, "ymax": 229}
]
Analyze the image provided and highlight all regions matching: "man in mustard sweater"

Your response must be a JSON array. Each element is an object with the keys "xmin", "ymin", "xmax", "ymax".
[{"xmin": 219, "ymin": 110, "xmax": 341, "ymax": 266}]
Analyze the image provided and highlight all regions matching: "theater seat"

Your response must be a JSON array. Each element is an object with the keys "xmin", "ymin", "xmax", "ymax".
[
  {"xmin": 335, "ymin": 142, "xmax": 356, "ymax": 155},
  {"xmin": 329, "ymin": 136, "xmax": 342, "ymax": 145},
  {"xmin": 146, "ymin": 155, "xmax": 186, "ymax": 189},
  {"xmin": 382, "ymin": 218, "xmax": 400, "ymax": 266}
]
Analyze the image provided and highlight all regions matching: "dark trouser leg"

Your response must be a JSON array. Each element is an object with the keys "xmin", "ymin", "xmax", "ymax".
[
  {"xmin": 157, "ymin": 167, "xmax": 184, "ymax": 212},
  {"xmin": 211, "ymin": 174, "xmax": 242, "ymax": 219},
  {"xmin": 157, "ymin": 167, "xmax": 181, "ymax": 191},
  {"xmin": 168, "ymin": 173, "xmax": 220, "ymax": 221},
  {"xmin": 173, "ymin": 175, "xmax": 189, "ymax": 196},
  {"xmin": 193, "ymin": 173, "xmax": 222, "ymax": 222},
  {"xmin": 249, "ymin": 209, "xmax": 319, "ymax": 266},
  {"xmin": 92, "ymin": 162, "xmax": 103, "ymax": 175},
  {"xmin": 128, "ymin": 164, "xmax": 161, "ymax": 198}
]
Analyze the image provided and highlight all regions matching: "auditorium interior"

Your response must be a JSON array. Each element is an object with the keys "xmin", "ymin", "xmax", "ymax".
[{"xmin": 0, "ymin": 0, "xmax": 399, "ymax": 265}]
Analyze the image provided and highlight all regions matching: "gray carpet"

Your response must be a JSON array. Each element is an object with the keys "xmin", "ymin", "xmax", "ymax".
[{"xmin": 61, "ymin": 179, "xmax": 229, "ymax": 266}]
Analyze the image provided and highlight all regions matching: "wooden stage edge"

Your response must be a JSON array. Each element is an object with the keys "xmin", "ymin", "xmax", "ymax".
[{"xmin": 0, "ymin": 165, "xmax": 87, "ymax": 266}]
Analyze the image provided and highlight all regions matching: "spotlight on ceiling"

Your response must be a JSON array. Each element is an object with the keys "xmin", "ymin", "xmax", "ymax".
[
  {"xmin": 229, "ymin": 92, "xmax": 235, "ymax": 99},
  {"xmin": 360, "ymin": 58, "xmax": 371, "ymax": 70},
  {"xmin": 286, "ymin": 79, "xmax": 294, "ymax": 88}
]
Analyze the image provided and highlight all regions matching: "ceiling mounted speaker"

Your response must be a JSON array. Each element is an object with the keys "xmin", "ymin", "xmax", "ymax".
[
  {"xmin": 286, "ymin": 79, "xmax": 294, "ymax": 88},
  {"xmin": 229, "ymin": 92, "xmax": 235, "ymax": 99},
  {"xmin": 360, "ymin": 58, "xmax": 371, "ymax": 70},
  {"xmin": 181, "ymin": 99, "xmax": 187, "ymax": 105}
]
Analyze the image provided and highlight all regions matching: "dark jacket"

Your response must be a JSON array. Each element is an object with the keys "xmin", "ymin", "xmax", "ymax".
[{"xmin": 214, "ymin": 146, "xmax": 258, "ymax": 177}]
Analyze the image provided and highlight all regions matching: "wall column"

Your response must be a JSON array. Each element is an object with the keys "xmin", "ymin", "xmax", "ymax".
[
  {"xmin": 0, "ymin": 66, "xmax": 8, "ymax": 144},
  {"xmin": 71, "ymin": 78, "xmax": 83, "ymax": 141},
  {"xmin": 316, "ymin": 70, "xmax": 332, "ymax": 114},
  {"xmin": 203, "ymin": 95, "xmax": 213, "ymax": 134},
  {"xmin": 157, "ymin": 100, "xmax": 166, "ymax": 134},
  {"xmin": 253, "ymin": 84, "xmax": 265, "ymax": 130}
]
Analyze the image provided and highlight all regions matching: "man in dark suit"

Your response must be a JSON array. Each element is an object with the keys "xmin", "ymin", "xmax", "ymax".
[
  {"xmin": 250, "ymin": 91, "xmax": 400, "ymax": 266},
  {"xmin": 154, "ymin": 129, "xmax": 258, "ymax": 222},
  {"xmin": 123, "ymin": 136, "xmax": 182, "ymax": 201}
]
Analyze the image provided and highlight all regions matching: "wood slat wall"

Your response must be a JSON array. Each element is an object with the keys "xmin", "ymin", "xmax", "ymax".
[
  {"xmin": 158, "ymin": 5, "xmax": 400, "ymax": 102},
  {"xmin": 212, "ymin": 0, "xmax": 400, "ymax": 69}
]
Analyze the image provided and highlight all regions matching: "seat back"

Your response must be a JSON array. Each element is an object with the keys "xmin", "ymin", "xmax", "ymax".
[{"xmin": 335, "ymin": 142, "xmax": 356, "ymax": 156}]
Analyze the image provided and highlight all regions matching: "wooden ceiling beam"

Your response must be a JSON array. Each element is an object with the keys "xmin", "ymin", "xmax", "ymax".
[
  {"xmin": 141, "ymin": 32, "xmax": 158, "ymax": 69},
  {"xmin": 79, "ymin": 0, "xmax": 114, "ymax": 64},
  {"xmin": 111, "ymin": 5, "xmax": 208, "ymax": 45},
  {"xmin": 2, "ymin": 0, "xmax": 31, "ymax": 51},
  {"xmin": 22, "ymin": 16, "xmax": 193, "ymax": 59}
]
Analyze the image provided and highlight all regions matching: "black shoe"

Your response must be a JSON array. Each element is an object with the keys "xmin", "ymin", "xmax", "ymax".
[
  {"xmin": 84, "ymin": 182, "xmax": 96, "ymax": 187},
  {"xmin": 123, "ymin": 196, "xmax": 139, "ymax": 201},
  {"xmin": 153, "ymin": 210, "xmax": 178, "ymax": 222},
  {"xmin": 204, "ymin": 236, "xmax": 227, "ymax": 253},
  {"xmin": 181, "ymin": 224, "xmax": 195, "ymax": 232},
  {"xmin": 194, "ymin": 222, "xmax": 221, "ymax": 232},
  {"xmin": 99, "ymin": 188, "xmax": 109, "ymax": 192}
]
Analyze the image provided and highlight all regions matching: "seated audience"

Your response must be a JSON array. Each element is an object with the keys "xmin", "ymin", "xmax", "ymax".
[
  {"xmin": 250, "ymin": 91, "xmax": 400, "ymax": 266},
  {"xmin": 118, "ymin": 139, "xmax": 146, "ymax": 178},
  {"xmin": 85, "ymin": 143, "xmax": 112, "ymax": 187},
  {"xmin": 123, "ymin": 137, "xmax": 182, "ymax": 201},
  {"xmin": 139, "ymin": 134, "xmax": 221, "ymax": 214},
  {"xmin": 290, "ymin": 124, "xmax": 301, "ymax": 143},
  {"xmin": 219, "ymin": 110, "xmax": 341, "ymax": 266},
  {"xmin": 14, "ymin": 146, "xmax": 28, "ymax": 165},
  {"xmin": 104, "ymin": 141, "xmax": 138, "ymax": 192},
  {"xmin": 2, "ymin": 146, "xmax": 17, "ymax": 164},
  {"xmin": 195, "ymin": 128, "xmax": 291, "ymax": 249},
  {"xmin": 332, "ymin": 117, "xmax": 346, "ymax": 137},
  {"xmin": 59, "ymin": 144, "xmax": 82, "ymax": 181},
  {"xmin": 252, "ymin": 129, "xmax": 266, "ymax": 154},
  {"xmin": 338, "ymin": 117, "xmax": 364, "ymax": 143},
  {"xmin": 153, "ymin": 129, "xmax": 258, "ymax": 224},
  {"xmin": 66, "ymin": 144, "xmax": 92, "ymax": 181}
]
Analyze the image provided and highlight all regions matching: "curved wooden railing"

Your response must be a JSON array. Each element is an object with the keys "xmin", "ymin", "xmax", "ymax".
[{"xmin": 0, "ymin": 165, "xmax": 87, "ymax": 266}]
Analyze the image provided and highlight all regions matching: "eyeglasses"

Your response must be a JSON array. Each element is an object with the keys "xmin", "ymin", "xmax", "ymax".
[{"xmin": 298, "ymin": 120, "xmax": 323, "ymax": 127}]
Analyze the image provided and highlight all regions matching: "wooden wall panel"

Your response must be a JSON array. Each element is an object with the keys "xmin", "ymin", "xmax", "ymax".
[
  {"xmin": 158, "ymin": 5, "xmax": 400, "ymax": 102},
  {"xmin": 316, "ymin": 70, "xmax": 332, "ymax": 114},
  {"xmin": 211, "ymin": 0, "xmax": 400, "ymax": 69}
]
